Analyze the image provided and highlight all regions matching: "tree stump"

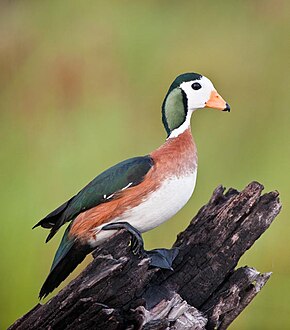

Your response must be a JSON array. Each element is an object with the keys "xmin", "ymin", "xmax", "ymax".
[{"xmin": 9, "ymin": 181, "xmax": 281, "ymax": 330}]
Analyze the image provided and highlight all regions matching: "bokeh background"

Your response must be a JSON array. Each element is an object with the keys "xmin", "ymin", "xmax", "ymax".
[{"xmin": 1, "ymin": 0, "xmax": 289, "ymax": 328}]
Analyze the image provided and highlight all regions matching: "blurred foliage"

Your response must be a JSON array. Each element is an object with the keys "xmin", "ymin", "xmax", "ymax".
[{"xmin": 0, "ymin": 0, "xmax": 289, "ymax": 328}]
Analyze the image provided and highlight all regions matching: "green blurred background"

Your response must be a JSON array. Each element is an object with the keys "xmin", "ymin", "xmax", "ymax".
[{"xmin": 1, "ymin": 0, "xmax": 289, "ymax": 328}]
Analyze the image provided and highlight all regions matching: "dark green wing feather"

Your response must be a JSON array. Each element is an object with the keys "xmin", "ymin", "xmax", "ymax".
[{"xmin": 34, "ymin": 156, "xmax": 154, "ymax": 242}]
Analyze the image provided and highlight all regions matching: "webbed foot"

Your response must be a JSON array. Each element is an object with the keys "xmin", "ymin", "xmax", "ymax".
[
  {"xmin": 146, "ymin": 247, "xmax": 179, "ymax": 270},
  {"xmin": 102, "ymin": 221, "xmax": 179, "ymax": 270}
]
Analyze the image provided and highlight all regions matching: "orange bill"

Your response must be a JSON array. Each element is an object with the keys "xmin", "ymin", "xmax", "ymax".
[{"xmin": 205, "ymin": 90, "xmax": 230, "ymax": 111}]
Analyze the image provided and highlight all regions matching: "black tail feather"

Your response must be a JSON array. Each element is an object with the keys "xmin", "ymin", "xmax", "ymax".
[
  {"xmin": 45, "ymin": 226, "xmax": 61, "ymax": 243},
  {"xmin": 33, "ymin": 197, "xmax": 75, "ymax": 233},
  {"xmin": 39, "ymin": 242, "xmax": 92, "ymax": 299}
]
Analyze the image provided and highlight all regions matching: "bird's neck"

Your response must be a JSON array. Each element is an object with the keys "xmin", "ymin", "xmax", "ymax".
[
  {"xmin": 166, "ymin": 109, "xmax": 193, "ymax": 139},
  {"xmin": 151, "ymin": 128, "xmax": 197, "ymax": 176}
]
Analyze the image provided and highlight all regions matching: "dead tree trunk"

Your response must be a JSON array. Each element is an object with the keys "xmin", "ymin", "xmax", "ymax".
[{"xmin": 9, "ymin": 181, "xmax": 281, "ymax": 330}]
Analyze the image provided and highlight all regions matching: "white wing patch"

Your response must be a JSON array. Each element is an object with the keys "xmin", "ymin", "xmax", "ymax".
[
  {"xmin": 103, "ymin": 182, "xmax": 133, "ymax": 201},
  {"xmin": 121, "ymin": 182, "xmax": 133, "ymax": 191}
]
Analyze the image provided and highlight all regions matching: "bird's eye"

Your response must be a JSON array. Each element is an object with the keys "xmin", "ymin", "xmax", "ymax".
[{"xmin": 191, "ymin": 82, "xmax": 201, "ymax": 90}]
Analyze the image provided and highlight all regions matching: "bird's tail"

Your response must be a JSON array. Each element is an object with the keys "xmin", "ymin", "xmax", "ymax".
[{"xmin": 39, "ymin": 226, "xmax": 93, "ymax": 299}]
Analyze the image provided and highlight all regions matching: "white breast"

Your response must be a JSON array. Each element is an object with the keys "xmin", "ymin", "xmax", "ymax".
[
  {"xmin": 120, "ymin": 172, "xmax": 197, "ymax": 232},
  {"xmin": 90, "ymin": 171, "xmax": 197, "ymax": 247}
]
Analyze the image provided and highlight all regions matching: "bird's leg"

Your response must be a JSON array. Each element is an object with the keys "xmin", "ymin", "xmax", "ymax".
[
  {"xmin": 102, "ymin": 221, "xmax": 179, "ymax": 270},
  {"xmin": 102, "ymin": 221, "xmax": 145, "ymax": 255}
]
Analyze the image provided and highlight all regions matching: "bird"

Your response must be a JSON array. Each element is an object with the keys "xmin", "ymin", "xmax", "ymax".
[{"xmin": 34, "ymin": 72, "xmax": 230, "ymax": 299}]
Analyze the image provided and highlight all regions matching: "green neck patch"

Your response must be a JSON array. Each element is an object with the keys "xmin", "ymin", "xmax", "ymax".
[{"xmin": 162, "ymin": 88, "xmax": 188, "ymax": 136}]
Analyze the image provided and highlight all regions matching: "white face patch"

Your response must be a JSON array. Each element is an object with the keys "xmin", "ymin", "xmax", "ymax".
[{"xmin": 180, "ymin": 76, "xmax": 215, "ymax": 111}]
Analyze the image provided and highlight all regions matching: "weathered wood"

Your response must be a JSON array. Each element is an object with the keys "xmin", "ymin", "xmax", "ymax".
[
  {"xmin": 200, "ymin": 267, "xmax": 271, "ymax": 330},
  {"xmin": 9, "ymin": 182, "xmax": 281, "ymax": 330}
]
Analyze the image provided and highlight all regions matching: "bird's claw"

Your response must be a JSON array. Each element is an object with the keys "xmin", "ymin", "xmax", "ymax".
[
  {"xmin": 130, "ymin": 236, "xmax": 144, "ymax": 256},
  {"xmin": 102, "ymin": 221, "xmax": 145, "ymax": 256}
]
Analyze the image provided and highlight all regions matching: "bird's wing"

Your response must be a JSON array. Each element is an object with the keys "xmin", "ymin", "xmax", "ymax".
[{"xmin": 34, "ymin": 156, "xmax": 154, "ymax": 242}]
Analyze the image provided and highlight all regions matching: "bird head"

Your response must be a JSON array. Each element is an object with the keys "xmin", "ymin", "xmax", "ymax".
[{"xmin": 162, "ymin": 72, "xmax": 230, "ymax": 138}]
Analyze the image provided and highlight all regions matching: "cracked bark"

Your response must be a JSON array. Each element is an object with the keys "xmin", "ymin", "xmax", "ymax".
[{"xmin": 9, "ymin": 181, "xmax": 281, "ymax": 330}]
